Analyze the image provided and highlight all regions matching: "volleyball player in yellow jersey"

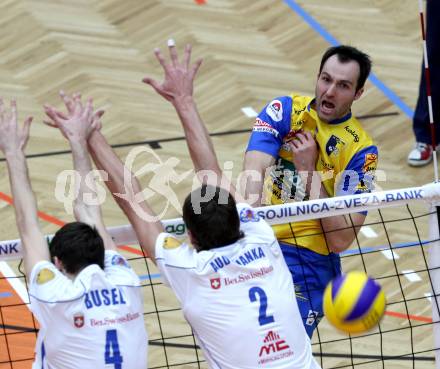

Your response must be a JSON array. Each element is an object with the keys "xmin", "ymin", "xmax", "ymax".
[
  {"xmin": 244, "ymin": 46, "xmax": 378, "ymax": 336},
  {"xmin": 144, "ymin": 43, "xmax": 378, "ymax": 337}
]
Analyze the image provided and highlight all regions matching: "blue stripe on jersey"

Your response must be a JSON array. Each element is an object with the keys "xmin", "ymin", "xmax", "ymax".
[
  {"xmin": 41, "ymin": 342, "xmax": 45, "ymax": 369},
  {"xmin": 336, "ymin": 145, "xmax": 378, "ymax": 195},
  {"xmin": 246, "ymin": 96, "xmax": 292, "ymax": 157}
]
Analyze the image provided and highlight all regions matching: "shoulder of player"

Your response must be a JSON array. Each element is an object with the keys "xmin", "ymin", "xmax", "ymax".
[
  {"xmin": 156, "ymin": 233, "xmax": 196, "ymax": 267},
  {"xmin": 259, "ymin": 96, "xmax": 293, "ymax": 130}
]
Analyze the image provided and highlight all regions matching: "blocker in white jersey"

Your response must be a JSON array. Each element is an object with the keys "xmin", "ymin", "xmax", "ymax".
[
  {"xmin": 29, "ymin": 250, "xmax": 148, "ymax": 369},
  {"xmin": 156, "ymin": 204, "xmax": 321, "ymax": 369}
]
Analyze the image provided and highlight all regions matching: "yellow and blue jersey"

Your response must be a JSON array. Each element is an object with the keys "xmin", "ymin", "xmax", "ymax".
[{"xmin": 247, "ymin": 94, "xmax": 378, "ymax": 255}]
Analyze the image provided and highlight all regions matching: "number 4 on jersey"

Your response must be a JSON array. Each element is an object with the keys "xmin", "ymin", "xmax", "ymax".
[{"xmin": 105, "ymin": 329, "xmax": 123, "ymax": 368}]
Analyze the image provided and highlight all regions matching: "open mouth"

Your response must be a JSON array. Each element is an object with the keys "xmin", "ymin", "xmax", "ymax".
[{"xmin": 321, "ymin": 100, "xmax": 335, "ymax": 114}]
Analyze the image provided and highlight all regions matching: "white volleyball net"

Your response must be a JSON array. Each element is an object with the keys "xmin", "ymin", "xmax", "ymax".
[{"xmin": 1, "ymin": 183, "xmax": 440, "ymax": 368}]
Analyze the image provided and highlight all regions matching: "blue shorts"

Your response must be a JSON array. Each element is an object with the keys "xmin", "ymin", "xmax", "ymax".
[{"xmin": 280, "ymin": 243, "xmax": 341, "ymax": 338}]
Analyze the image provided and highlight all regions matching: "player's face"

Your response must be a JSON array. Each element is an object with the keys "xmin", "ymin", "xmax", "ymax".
[{"xmin": 314, "ymin": 55, "xmax": 364, "ymax": 122}]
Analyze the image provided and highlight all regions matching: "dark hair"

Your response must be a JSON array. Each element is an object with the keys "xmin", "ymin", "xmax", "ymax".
[
  {"xmin": 182, "ymin": 185, "xmax": 243, "ymax": 251},
  {"xmin": 49, "ymin": 222, "xmax": 105, "ymax": 275},
  {"xmin": 319, "ymin": 45, "xmax": 372, "ymax": 91}
]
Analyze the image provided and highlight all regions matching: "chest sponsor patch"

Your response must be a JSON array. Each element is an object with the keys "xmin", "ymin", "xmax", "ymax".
[
  {"xmin": 266, "ymin": 100, "xmax": 283, "ymax": 122},
  {"xmin": 163, "ymin": 237, "xmax": 182, "ymax": 249},
  {"xmin": 325, "ymin": 135, "xmax": 345, "ymax": 157},
  {"xmin": 73, "ymin": 312, "xmax": 85, "ymax": 328},
  {"xmin": 36, "ymin": 268, "xmax": 55, "ymax": 285},
  {"xmin": 363, "ymin": 153, "xmax": 378, "ymax": 172}
]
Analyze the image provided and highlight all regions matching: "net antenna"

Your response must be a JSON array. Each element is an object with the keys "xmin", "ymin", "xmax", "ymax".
[
  {"xmin": 418, "ymin": 0, "xmax": 440, "ymax": 366},
  {"xmin": 418, "ymin": 0, "xmax": 438, "ymax": 181}
]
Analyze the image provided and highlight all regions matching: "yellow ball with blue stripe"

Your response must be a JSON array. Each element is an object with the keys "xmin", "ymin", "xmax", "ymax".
[{"xmin": 323, "ymin": 271, "xmax": 386, "ymax": 334}]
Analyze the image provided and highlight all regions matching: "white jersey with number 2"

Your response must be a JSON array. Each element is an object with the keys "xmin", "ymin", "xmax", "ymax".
[
  {"xmin": 155, "ymin": 204, "xmax": 321, "ymax": 369},
  {"xmin": 29, "ymin": 250, "xmax": 148, "ymax": 369}
]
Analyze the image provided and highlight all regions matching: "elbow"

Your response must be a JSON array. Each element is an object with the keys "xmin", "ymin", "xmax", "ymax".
[{"xmin": 326, "ymin": 235, "xmax": 353, "ymax": 254}]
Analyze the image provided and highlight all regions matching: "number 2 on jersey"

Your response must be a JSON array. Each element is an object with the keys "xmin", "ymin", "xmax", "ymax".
[
  {"xmin": 105, "ymin": 329, "xmax": 123, "ymax": 368},
  {"xmin": 249, "ymin": 286, "xmax": 274, "ymax": 326}
]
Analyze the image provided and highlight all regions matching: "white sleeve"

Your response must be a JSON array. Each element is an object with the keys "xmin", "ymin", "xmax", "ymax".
[
  {"xmin": 236, "ymin": 203, "xmax": 276, "ymax": 239},
  {"xmin": 29, "ymin": 261, "xmax": 72, "ymax": 303},
  {"xmin": 104, "ymin": 250, "xmax": 140, "ymax": 287},
  {"xmin": 236, "ymin": 203, "xmax": 283, "ymax": 258},
  {"xmin": 155, "ymin": 233, "xmax": 195, "ymax": 302}
]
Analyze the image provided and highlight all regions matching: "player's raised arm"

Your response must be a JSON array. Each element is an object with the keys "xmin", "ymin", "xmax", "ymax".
[
  {"xmin": 85, "ymin": 128, "xmax": 163, "ymax": 263},
  {"xmin": 45, "ymin": 91, "xmax": 161, "ymax": 262},
  {"xmin": 143, "ymin": 41, "xmax": 245, "ymax": 203},
  {"xmin": 0, "ymin": 99, "xmax": 49, "ymax": 276},
  {"xmin": 44, "ymin": 94, "xmax": 116, "ymax": 251}
]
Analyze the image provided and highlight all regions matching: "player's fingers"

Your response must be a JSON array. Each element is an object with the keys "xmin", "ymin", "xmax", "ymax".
[
  {"xmin": 43, "ymin": 119, "xmax": 58, "ymax": 128},
  {"xmin": 183, "ymin": 44, "xmax": 192, "ymax": 69},
  {"xmin": 93, "ymin": 109, "xmax": 105, "ymax": 120},
  {"xmin": 304, "ymin": 131, "xmax": 314, "ymax": 141},
  {"xmin": 44, "ymin": 104, "xmax": 66, "ymax": 123},
  {"xmin": 294, "ymin": 133, "xmax": 305, "ymax": 144},
  {"xmin": 60, "ymin": 90, "xmax": 75, "ymax": 113},
  {"xmin": 154, "ymin": 48, "xmax": 168, "ymax": 70},
  {"xmin": 10, "ymin": 99, "xmax": 17, "ymax": 123},
  {"xmin": 288, "ymin": 140, "xmax": 299, "ymax": 151},
  {"xmin": 190, "ymin": 58, "xmax": 203, "ymax": 80},
  {"xmin": 168, "ymin": 39, "xmax": 178, "ymax": 67},
  {"xmin": 22, "ymin": 116, "xmax": 33, "ymax": 139},
  {"xmin": 84, "ymin": 98, "xmax": 93, "ymax": 121},
  {"xmin": 142, "ymin": 78, "xmax": 163, "ymax": 94}
]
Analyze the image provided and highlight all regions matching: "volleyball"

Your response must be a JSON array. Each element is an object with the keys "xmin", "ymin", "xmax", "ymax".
[{"xmin": 323, "ymin": 271, "xmax": 386, "ymax": 334}]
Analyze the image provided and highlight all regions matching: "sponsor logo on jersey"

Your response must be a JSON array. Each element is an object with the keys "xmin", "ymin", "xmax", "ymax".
[
  {"xmin": 111, "ymin": 254, "xmax": 130, "ymax": 268},
  {"xmin": 292, "ymin": 118, "xmax": 305, "ymax": 128},
  {"xmin": 36, "ymin": 268, "xmax": 55, "ymax": 285},
  {"xmin": 355, "ymin": 179, "xmax": 370, "ymax": 193},
  {"xmin": 293, "ymin": 105, "xmax": 306, "ymax": 115},
  {"xmin": 252, "ymin": 118, "xmax": 279, "ymax": 137},
  {"xmin": 165, "ymin": 223, "xmax": 186, "ymax": 235},
  {"xmin": 90, "ymin": 312, "xmax": 141, "ymax": 327},
  {"xmin": 163, "ymin": 236, "xmax": 182, "ymax": 250},
  {"xmin": 239, "ymin": 207, "xmax": 259, "ymax": 223},
  {"xmin": 258, "ymin": 330, "xmax": 294, "ymax": 364},
  {"xmin": 0, "ymin": 242, "xmax": 19, "ymax": 256},
  {"xmin": 266, "ymin": 100, "xmax": 283, "ymax": 122},
  {"xmin": 294, "ymin": 284, "xmax": 308, "ymax": 301},
  {"xmin": 224, "ymin": 266, "xmax": 274, "ymax": 287},
  {"xmin": 73, "ymin": 312, "xmax": 85, "ymax": 328},
  {"xmin": 84, "ymin": 288, "xmax": 127, "ymax": 309},
  {"xmin": 210, "ymin": 277, "xmax": 221, "ymax": 290},
  {"xmin": 363, "ymin": 153, "xmax": 378, "ymax": 173},
  {"xmin": 344, "ymin": 125, "xmax": 360, "ymax": 142},
  {"xmin": 325, "ymin": 135, "xmax": 345, "ymax": 157},
  {"xmin": 305, "ymin": 310, "xmax": 322, "ymax": 326},
  {"xmin": 319, "ymin": 158, "xmax": 334, "ymax": 173}
]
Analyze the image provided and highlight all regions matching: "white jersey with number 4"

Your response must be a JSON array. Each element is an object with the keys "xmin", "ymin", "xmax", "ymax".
[
  {"xmin": 155, "ymin": 204, "xmax": 321, "ymax": 369},
  {"xmin": 29, "ymin": 250, "xmax": 148, "ymax": 369}
]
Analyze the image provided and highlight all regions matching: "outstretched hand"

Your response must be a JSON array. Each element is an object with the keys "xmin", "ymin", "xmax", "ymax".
[
  {"xmin": 142, "ymin": 40, "xmax": 203, "ymax": 104},
  {"xmin": 0, "ymin": 99, "xmax": 33, "ymax": 155},
  {"xmin": 44, "ymin": 91, "xmax": 104, "ymax": 141}
]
